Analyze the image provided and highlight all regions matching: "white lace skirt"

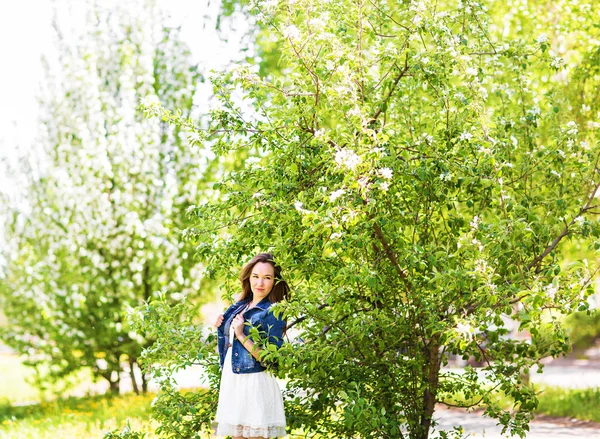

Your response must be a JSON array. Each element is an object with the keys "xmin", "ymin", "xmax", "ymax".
[{"xmin": 213, "ymin": 336, "xmax": 287, "ymax": 438}]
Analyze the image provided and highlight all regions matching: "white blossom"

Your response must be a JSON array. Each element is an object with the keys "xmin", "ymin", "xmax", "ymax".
[
  {"xmin": 465, "ymin": 67, "xmax": 478, "ymax": 77},
  {"xmin": 544, "ymin": 283, "xmax": 559, "ymax": 299},
  {"xmin": 334, "ymin": 148, "xmax": 361, "ymax": 170},
  {"xmin": 564, "ymin": 121, "xmax": 578, "ymax": 136},
  {"xmin": 439, "ymin": 172, "xmax": 452, "ymax": 181},
  {"xmin": 358, "ymin": 176, "xmax": 370, "ymax": 190},
  {"xmin": 329, "ymin": 189, "xmax": 346, "ymax": 202},
  {"xmin": 377, "ymin": 168, "xmax": 393, "ymax": 180},
  {"xmin": 550, "ymin": 56, "xmax": 565, "ymax": 69},
  {"xmin": 261, "ymin": 0, "xmax": 279, "ymax": 12},
  {"xmin": 283, "ymin": 25, "xmax": 301, "ymax": 40},
  {"xmin": 459, "ymin": 132, "xmax": 473, "ymax": 142},
  {"xmin": 294, "ymin": 201, "xmax": 312, "ymax": 214},
  {"xmin": 347, "ymin": 106, "xmax": 362, "ymax": 117},
  {"xmin": 140, "ymin": 94, "xmax": 160, "ymax": 107}
]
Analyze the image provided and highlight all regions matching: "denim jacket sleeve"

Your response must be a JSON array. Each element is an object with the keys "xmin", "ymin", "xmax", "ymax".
[{"xmin": 262, "ymin": 308, "xmax": 287, "ymax": 349}]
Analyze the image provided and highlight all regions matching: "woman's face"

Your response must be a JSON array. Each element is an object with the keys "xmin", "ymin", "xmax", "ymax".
[{"xmin": 250, "ymin": 262, "xmax": 275, "ymax": 300}]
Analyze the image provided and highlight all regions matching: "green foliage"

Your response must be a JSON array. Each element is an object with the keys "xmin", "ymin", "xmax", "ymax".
[
  {"xmin": 104, "ymin": 422, "xmax": 147, "ymax": 439},
  {"xmin": 564, "ymin": 310, "xmax": 600, "ymax": 353},
  {"xmin": 126, "ymin": 294, "xmax": 220, "ymax": 438},
  {"xmin": 135, "ymin": 0, "xmax": 600, "ymax": 438}
]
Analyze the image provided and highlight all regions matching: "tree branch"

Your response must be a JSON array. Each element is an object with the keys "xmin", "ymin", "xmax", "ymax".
[
  {"xmin": 372, "ymin": 221, "xmax": 410, "ymax": 282},
  {"xmin": 285, "ymin": 303, "xmax": 329, "ymax": 331},
  {"xmin": 527, "ymin": 178, "xmax": 600, "ymax": 272},
  {"xmin": 370, "ymin": 56, "xmax": 410, "ymax": 123}
]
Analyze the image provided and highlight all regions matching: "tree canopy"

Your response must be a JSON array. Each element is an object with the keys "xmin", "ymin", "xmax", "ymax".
[
  {"xmin": 135, "ymin": 0, "xmax": 600, "ymax": 438},
  {"xmin": 0, "ymin": 0, "xmax": 208, "ymax": 394}
]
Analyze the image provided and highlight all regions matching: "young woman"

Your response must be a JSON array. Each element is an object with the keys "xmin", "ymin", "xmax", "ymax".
[{"xmin": 212, "ymin": 253, "xmax": 290, "ymax": 439}]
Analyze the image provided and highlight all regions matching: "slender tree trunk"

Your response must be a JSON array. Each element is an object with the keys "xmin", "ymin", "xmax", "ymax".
[
  {"xmin": 109, "ymin": 376, "xmax": 120, "ymax": 395},
  {"xmin": 141, "ymin": 370, "xmax": 148, "ymax": 394},
  {"xmin": 129, "ymin": 357, "xmax": 140, "ymax": 395},
  {"xmin": 101, "ymin": 370, "xmax": 121, "ymax": 395},
  {"xmin": 418, "ymin": 338, "xmax": 442, "ymax": 439}
]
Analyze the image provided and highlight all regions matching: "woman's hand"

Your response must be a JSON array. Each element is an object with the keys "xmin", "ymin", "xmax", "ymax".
[
  {"xmin": 215, "ymin": 314, "xmax": 224, "ymax": 328},
  {"xmin": 231, "ymin": 313, "xmax": 245, "ymax": 338}
]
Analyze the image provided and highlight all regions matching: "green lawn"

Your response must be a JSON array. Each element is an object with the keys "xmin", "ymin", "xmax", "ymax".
[
  {"xmin": 0, "ymin": 392, "xmax": 159, "ymax": 439},
  {"xmin": 537, "ymin": 386, "xmax": 600, "ymax": 423}
]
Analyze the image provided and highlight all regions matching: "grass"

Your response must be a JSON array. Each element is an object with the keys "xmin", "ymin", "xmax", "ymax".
[
  {"xmin": 1, "ymin": 353, "xmax": 599, "ymax": 438},
  {"xmin": 0, "ymin": 354, "xmax": 159, "ymax": 439},
  {"xmin": 0, "ymin": 392, "xmax": 159, "ymax": 439},
  {"xmin": 537, "ymin": 387, "xmax": 600, "ymax": 423},
  {"xmin": 0, "ymin": 386, "xmax": 599, "ymax": 439}
]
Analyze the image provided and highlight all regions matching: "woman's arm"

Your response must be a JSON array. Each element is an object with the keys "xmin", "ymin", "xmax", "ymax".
[
  {"xmin": 231, "ymin": 314, "xmax": 263, "ymax": 360},
  {"xmin": 232, "ymin": 310, "xmax": 287, "ymax": 361},
  {"xmin": 236, "ymin": 331, "xmax": 263, "ymax": 360}
]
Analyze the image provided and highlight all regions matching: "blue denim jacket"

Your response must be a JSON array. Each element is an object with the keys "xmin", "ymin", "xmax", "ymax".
[{"xmin": 217, "ymin": 296, "xmax": 286, "ymax": 374}]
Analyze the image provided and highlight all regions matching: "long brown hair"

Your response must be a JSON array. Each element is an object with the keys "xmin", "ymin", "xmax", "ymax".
[{"xmin": 239, "ymin": 253, "xmax": 290, "ymax": 303}]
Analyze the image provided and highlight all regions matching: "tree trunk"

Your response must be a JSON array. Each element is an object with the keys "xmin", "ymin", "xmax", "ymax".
[
  {"xmin": 141, "ymin": 367, "xmax": 149, "ymax": 394},
  {"xmin": 109, "ymin": 377, "xmax": 120, "ymax": 395},
  {"xmin": 109, "ymin": 370, "xmax": 121, "ymax": 395},
  {"xmin": 129, "ymin": 357, "xmax": 140, "ymax": 395},
  {"xmin": 101, "ymin": 370, "xmax": 121, "ymax": 395},
  {"xmin": 418, "ymin": 338, "xmax": 442, "ymax": 439}
]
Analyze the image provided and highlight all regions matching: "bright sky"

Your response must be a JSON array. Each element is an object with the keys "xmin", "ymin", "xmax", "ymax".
[{"xmin": 0, "ymin": 0, "xmax": 250, "ymax": 196}]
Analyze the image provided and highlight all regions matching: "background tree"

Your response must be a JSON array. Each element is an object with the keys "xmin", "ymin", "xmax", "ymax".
[
  {"xmin": 0, "ymin": 0, "xmax": 209, "ymax": 395},
  {"xmin": 134, "ymin": 0, "xmax": 600, "ymax": 438}
]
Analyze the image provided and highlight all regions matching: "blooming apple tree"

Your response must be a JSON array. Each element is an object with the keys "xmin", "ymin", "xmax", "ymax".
[
  {"xmin": 129, "ymin": 0, "xmax": 600, "ymax": 438},
  {"xmin": 0, "ymin": 1, "xmax": 209, "ymax": 394}
]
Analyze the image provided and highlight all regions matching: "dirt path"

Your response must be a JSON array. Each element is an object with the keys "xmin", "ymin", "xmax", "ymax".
[{"xmin": 435, "ymin": 407, "xmax": 600, "ymax": 438}]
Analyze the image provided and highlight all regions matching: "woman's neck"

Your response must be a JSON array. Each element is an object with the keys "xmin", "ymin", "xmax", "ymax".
[{"xmin": 250, "ymin": 296, "xmax": 266, "ymax": 307}]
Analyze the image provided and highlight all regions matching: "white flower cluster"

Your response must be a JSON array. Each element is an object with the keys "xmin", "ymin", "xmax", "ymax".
[
  {"xmin": 550, "ymin": 56, "xmax": 565, "ymax": 69},
  {"xmin": 377, "ymin": 168, "xmax": 393, "ymax": 180},
  {"xmin": 422, "ymin": 133, "xmax": 434, "ymax": 145},
  {"xmin": 283, "ymin": 25, "xmax": 301, "ymax": 40},
  {"xmin": 465, "ymin": 67, "xmax": 478, "ymax": 77},
  {"xmin": 459, "ymin": 132, "xmax": 473, "ymax": 142},
  {"xmin": 329, "ymin": 189, "xmax": 346, "ymax": 202},
  {"xmin": 294, "ymin": 201, "xmax": 313, "ymax": 215},
  {"xmin": 439, "ymin": 172, "xmax": 452, "ymax": 181},
  {"xmin": 564, "ymin": 121, "xmax": 578, "ymax": 137},
  {"xmin": 544, "ymin": 283, "xmax": 559, "ymax": 300},
  {"xmin": 245, "ymin": 156, "xmax": 263, "ymax": 169},
  {"xmin": 334, "ymin": 148, "xmax": 361, "ymax": 171}
]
